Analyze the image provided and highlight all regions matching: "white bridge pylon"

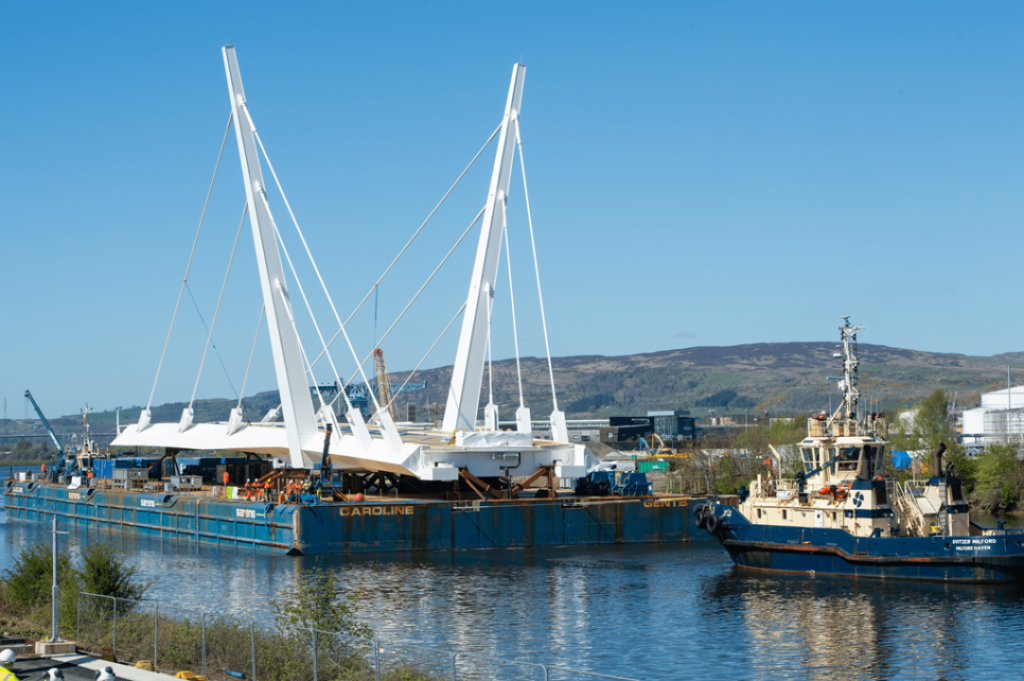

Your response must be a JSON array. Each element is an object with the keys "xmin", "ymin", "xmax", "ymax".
[{"xmin": 113, "ymin": 51, "xmax": 588, "ymax": 480}]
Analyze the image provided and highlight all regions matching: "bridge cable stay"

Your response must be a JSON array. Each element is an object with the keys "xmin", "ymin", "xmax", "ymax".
[
  {"xmin": 253, "ymin": 128, "xmax": 390, "ymax": 423},
  {"xmin": 503, "ymin": 220, "xmax": 526, "ymax": 410},
  {"xmin": 146, "ymin": 111, "xmax": 234, "ymax": 411},
  {"xmin": 383, "ymin": 301, "xmax": 466, "ymax": 413},
  {"xmin": 515, "ymin": 120, "xmax": 559, "ymax": 411},
  {"xmin": 265, "ymin": 199, "xmax": 361, "ymax": 424},
  {"xmin": 183, "ymin": 283, "xmax": 239, "ymax": 401},
  {"xmin": 344, "ymin": 205, "xmax": 485, "ymax": 386},
  {"xmin": 189, "ymin": 201, "xmax": 248, "ymax": 408},
  {"xmin": 306, "ymin": 123, "xmax": 502, "ymax": 376},
  {"xmin": 235, "ymin": 305, "xmax": 265, "ymax": 413}
]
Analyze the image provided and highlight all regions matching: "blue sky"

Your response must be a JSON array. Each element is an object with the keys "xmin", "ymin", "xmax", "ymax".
[{"xmin": 2, "ymin": 2, "xmax": 1023, "ymax": 418}]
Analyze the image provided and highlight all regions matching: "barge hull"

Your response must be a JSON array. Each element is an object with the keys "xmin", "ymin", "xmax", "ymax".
[{"xmin": 5, "ymin": 483, "xmax": 711, "ymax": 555}]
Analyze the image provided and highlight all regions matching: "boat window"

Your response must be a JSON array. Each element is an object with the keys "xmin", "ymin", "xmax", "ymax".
[
  {"xmin": 874, "ymin": 487, "xmax": 888, "ymax": 506},
  {"xmin": 864, "ymin": 445, "xmax": 881, "ymax": 477},
  {"xmin": 757, "ymin": 508, "xmax": 762, "ymax": 518},
  {"xmin": 782, "ymin": 510, "xmax": 787, "ymax": 520},
  {"xmin": 837, "ymin": 447, "xmax": 860, "ymax": 472},
  {"xmin": 801, "ymin": 448, "xmax": 815, "ymax": 472},
  {"xmin": 949, "ymin": 481, "xmax": 965, "ymax": 503}
]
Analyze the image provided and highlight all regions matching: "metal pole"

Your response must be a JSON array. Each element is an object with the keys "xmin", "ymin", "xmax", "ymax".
[
  {"xmin": 51, "ymin": 515, "xmax": 61, "ymax": 641},
  {"xmin": 311, "ymin": 628, "xmax": 318, "ymax": 681},
  {"xmin": 112, "ymin": 597, "xmax": 117, "ymax": 660},
  {"xmin": 201, "ymin": 613, "xmax": 207, "ymax": 677},
  {"xmin": 451, "ymin": 652, "xmax": 457, "ymax": 681},
  {"xmin": 153, "ymin": 603, "xmax": 159, "ymax": 668},
  {"xmin": 77, "ymin": 592, "xmax": 82, "ymax": 644},
  {"xmin": 250, "ymin": 621, "xmax": 257, "ymax": 681},
  {"xmin": 374, "ymin": 640, "xmax": 381, "ymax": 681}
]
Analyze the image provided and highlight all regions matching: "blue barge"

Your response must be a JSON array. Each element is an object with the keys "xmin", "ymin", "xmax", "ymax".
[{"xmin": 4, "ymin": 481, "xmax": 710, "ymax": 555}]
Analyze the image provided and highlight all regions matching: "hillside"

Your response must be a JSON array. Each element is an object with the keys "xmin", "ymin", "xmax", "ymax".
[{"xmin": 3, "ymin": 342, "xmax": 1022, "ymax": 448}]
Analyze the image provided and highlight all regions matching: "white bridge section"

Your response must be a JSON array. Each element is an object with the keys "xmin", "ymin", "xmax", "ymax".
[
  {"xmin": 112, "ymin": 421, "xmax": 593, "ymax": 481},
  {"xmin": 113, "ymin": 50, "xmax": 587, "ymax": 481}
]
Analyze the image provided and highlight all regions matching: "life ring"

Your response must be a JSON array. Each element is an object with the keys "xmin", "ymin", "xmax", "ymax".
[{"xmin": 706, "ymin": 511, "xmax": 720, "ymax": 534}]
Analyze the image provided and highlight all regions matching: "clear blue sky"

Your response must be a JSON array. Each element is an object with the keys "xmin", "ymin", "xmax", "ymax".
[{"xmin": 2, "ymin": 1, "xmax": 1023, "ymax": 418}]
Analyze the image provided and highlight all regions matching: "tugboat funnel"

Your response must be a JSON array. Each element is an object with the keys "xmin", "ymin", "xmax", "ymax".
[{"xmin": 932, "ymin": 443, "xmax": 947, "ymax": 477}]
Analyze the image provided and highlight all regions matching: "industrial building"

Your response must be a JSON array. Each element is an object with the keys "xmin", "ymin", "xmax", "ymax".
[{"xmin": 961, "ymin": 386, "xmax": 1024, "ymax": 447}]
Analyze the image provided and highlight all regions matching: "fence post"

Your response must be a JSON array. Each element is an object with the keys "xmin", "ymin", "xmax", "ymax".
[
  {"xmin": 311, "ymin": 628, "xmax": 318, "ymax": 681},
  {"xmin": 112, "ymin": 597, "xmax": 117, "ymax": 661},
  {"xmin": 201, "ymin": 612, "xmax": 207, "ymax": 677},
  {"xmin": 250, "ymin": 621, "xmax": 257, "ymax": 681},
  {"xmin": 76, "ymin": 592, "xmax": 81, "ymax": 645},
  {"xmin": 153, "ymin": 602, "xmax": 159, "ymax": 668},
  {"xmin": 451, "ymin": 652, "xmax": 457, "ymax": 681},
  {"xmin": 374, "ymin": 639, "xmax": 381, "ymax": 681}
]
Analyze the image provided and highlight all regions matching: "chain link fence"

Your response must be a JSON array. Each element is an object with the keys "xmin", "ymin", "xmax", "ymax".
[{"xmin": 76, "ymin": 593, "xmax": 639, "ymax": 681}]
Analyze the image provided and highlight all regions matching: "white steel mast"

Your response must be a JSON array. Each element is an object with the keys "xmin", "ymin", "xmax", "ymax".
[
  {"xmin": 222, "ymin": 45, "xmax": 319, "ymax": 468},
  {"xmin": 443, "ymin": 64, "xmax": 526, "ymax": 432}
]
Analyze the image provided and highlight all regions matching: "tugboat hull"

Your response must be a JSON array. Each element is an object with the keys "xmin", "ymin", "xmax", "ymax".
[{"xmin": 704, "ymin": 504, "xmax": 1024, "ymax": 583}]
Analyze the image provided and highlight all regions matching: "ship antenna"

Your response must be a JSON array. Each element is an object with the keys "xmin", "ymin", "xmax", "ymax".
[{"xmin": 826, "ymin": 316, "xmax": 863, "ymax": 432}]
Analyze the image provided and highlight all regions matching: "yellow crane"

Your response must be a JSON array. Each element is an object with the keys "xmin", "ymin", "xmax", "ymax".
[{"xmin": 374, "ymin": 348, "xmax": 396, "ymax": 420}]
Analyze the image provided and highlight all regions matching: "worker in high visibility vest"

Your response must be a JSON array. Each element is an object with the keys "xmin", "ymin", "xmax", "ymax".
[
  {"xmin": 0, "ymin": 648, "xmax": 20, "ymax": 681},
  {"xmin": 263, "ymin": 480, "xmax": 272, "ymax": 503}
]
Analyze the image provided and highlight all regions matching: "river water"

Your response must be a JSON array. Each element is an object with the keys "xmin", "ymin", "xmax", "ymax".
[{"xmin": 3, "ymin": 475, "xmax": 1024, "ymax": 680}]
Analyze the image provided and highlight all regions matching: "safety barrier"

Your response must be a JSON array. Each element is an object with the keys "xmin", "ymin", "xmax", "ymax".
[{"xmin": 76, "ymin": 593, "xmax": 641, "ymax": 681}]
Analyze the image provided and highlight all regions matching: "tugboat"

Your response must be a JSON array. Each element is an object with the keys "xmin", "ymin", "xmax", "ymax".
[{"xmin": 697, "ymin": 318, "xmax": 1024, "ymax": 582}]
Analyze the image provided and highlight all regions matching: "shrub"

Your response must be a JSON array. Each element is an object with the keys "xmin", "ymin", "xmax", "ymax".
[
  {"xmin": 1, "ymin": 542, "xmax": 73, "ymax": 609},
  {"xmin": 77, "ymin": 543, "xmax": 147, "ymax": 601}
]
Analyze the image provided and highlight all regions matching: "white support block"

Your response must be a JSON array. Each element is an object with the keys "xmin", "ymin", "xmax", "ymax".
[
  {"xmin": 137, "ymin": 408, "xmax": 152, "ymax": 433},
  {"xmin": 178, "ymin": 407, "xmax": 194, "ymax": 433},
  {"xmin": 484, "ymin": 403, "xmax": 499, "ymax": 432},
  {"xmin": 374, "ymin": 409, "xmax": 406, "ymax": 456},
  {"xmin": 550, "ymin": 409, "xmax": 569, "ymax": 444},
  {"xmin": 515, "ymin": 406, "xmax": 532, "ymax": 434},
  {"xmin": 346, "ymin": 408, "xmax": 374, "ymax": 452},
  {"xmin": 226, "ymin": 406, "xmax": 245, "ymax": 436}
]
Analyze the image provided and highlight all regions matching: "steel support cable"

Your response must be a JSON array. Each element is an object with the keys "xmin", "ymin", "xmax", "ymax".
[
  {"xmin": 259, "ymin": 191, "xmax": 360, "ymax": 420},
  {"xmin": 503, "ymin": 222, "xmax": 526, "ymax": 408},
  {"xmin": 308, "ymin": 122, "xmax": 503, "ymax": 376},
  {"xmin": 146, "ymin": 111, "xmax": 233, "ymax": 410},
  {"xmin": 237, "ymin": 305, "xmax": 265, "ymax": 410},
  {"xmin": 253, "ymin": 130, "xmax": 386, "ymax": 417},
  {"xmin": 345, "ymin": 205, "xmax": 486, "ymax": 386},
  {"xmin": 184, "ymin": 284, "xmax": 239, "ymax": 400},
  {"xmin": 190, "ymin": 202, "xmax": 248, "ymax": 407},
  {"xmin": 384, "ymin": 302, "xmax": 466, "ymax": 413},
  {"xmin": 515, "ymin": 121, "xmax": 559, "ymax": 410}
]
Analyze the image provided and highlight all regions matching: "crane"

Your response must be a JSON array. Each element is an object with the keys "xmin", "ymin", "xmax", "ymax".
[
  {"xmin": 24, "ymin": 389, "xmax": 73, "ymax": 479},
  {"xmin": 374, "ymin": 348, "xmax": 396, "ymax": 420}
]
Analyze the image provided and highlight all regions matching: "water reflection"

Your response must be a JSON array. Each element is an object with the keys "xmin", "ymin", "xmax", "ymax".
[{"xmin": 4, "ymin": 506, "xmax": 1024, "ymax": 680}]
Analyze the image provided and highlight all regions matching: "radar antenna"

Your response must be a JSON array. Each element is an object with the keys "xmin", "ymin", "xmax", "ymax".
[{"xmin": 827, "ymin": 316, "xmax": 863, "ymax": 431}]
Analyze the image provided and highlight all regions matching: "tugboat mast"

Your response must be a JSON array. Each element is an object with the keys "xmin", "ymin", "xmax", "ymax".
[{"xmin": 827, "ymin": 316, "xmax": 863, "ymax": 432}]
